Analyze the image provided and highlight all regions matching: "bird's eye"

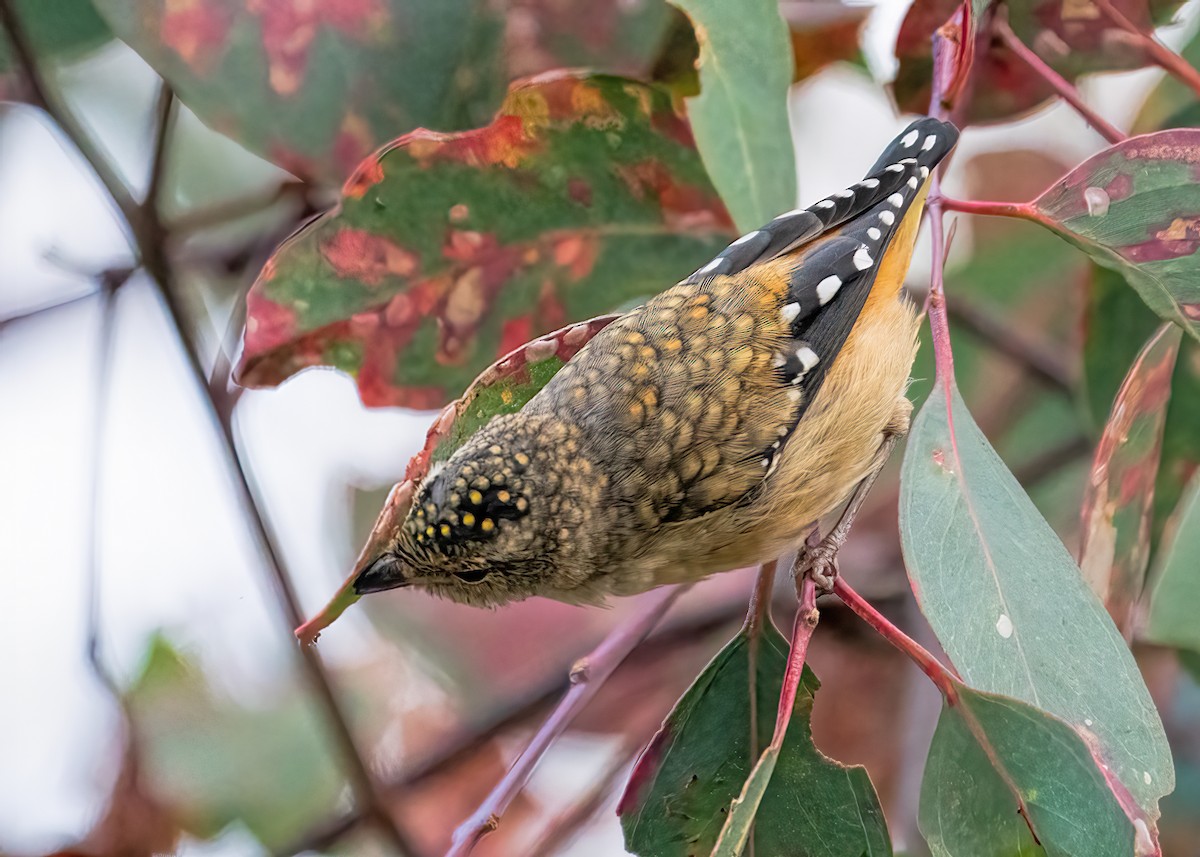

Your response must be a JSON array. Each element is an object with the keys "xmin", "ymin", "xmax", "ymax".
[{"xmin": 453, "ymin": 568, "xmax": 490, "ymax": 584}]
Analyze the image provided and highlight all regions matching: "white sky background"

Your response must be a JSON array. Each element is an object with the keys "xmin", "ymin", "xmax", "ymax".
[{"xmin": 0, "ymin": 1, "xmax": 1194, "ymax": 853}]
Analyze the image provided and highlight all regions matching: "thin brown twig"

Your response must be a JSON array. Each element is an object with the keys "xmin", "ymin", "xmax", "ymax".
[
  {"xmin": 166, "ymin": 180, "xmax": 309, "ymax": 236},
  {"xmin": 445, "ymin": 585, "xmax": 688, "ymax": 857},
  {"xmin": 994, "ymin": 17, "xmax": 1126, "ymax": 145},
  {"xmin": 1095, "ymin": 0, "xmax": 1200, "ymax": 99},
  {"xmin": 0, "ymin": 5, "xmax": 417, "ymax": 853},
  {"xmin": 144, "ymin": 83, "xmax": 176, "ymax": 211}
]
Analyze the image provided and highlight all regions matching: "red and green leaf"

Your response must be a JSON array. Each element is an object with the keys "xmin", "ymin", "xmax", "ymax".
[
  {"xmin": 1078, "ymin": 323, "xmax": 1180, "ymax": 637},
  {"xmin": 894, "ymin": 0, "xmax": 1183, "ymax": 124},
  {"xmin": 92, "ymin": 0, "xmax": 676, "ymax": 184},
  {"xmin": 1017, "ymin": 130, "xmax": 1200, "ymax": 340},
  {"xmin": 295, "ymin": 313, "xmax": 617, "ymax": 644},
  {"xmin": 235, "ymin": 71, "xmax": 733, "ymax": 409}
]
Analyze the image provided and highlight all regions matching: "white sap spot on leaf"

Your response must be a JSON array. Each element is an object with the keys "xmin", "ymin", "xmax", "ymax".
[
  {"xmin": 1084, "ymin": 186, "xmax": 1110, "ymax": 217},
  {"xmin": 1084, "ymin": 718, "xmax": 1093, "ymax": 727},
  {"xmin": 1144, "ymin": 770, "xmax": 1152, "ymax": 785},
  {"xmin": 996, "ymin": 613, "xmax": 1014, "ymax": 638}
]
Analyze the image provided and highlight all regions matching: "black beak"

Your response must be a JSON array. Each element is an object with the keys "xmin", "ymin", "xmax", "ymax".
[{"xmin": 353, "ymin": 554, "xmax": 410, "ymax": 595}]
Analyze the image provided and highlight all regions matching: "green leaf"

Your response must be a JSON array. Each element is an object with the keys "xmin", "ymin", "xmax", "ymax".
[
  {"xmin": 1133, "ymin": 16, "xmax": 1200, "ymax": 134},
  {"xmin": 618, "ymin": 620, "xmax": 890, "ymax": 857},
  {"xmin": 0, "ymin": 0, "xmax": 110, "ymax": 81},
  {"xmin": 667, "ymin": 0, "xmax": 796, "ymax": 231},
  {"xmin": 921, "ymin": 684, "xmax": 1136, "ymax": 857},
  {"xmin": 1147, "ymin": 472, "xmax": 1200, "ymax": 653},
  {"xmin": 235, "ymin": 71, "xmax": 733, "ymax": 409},
  {"xmin": 126, "ymin": 635, "xmax": 343, "ymax": 849},
  {"xmin": 1030, "ymin": 130, "xmax": 1200, "ymax": 341},
  {"xmin": 1079, "ymin": 324, "xmax": 1180, "ymax": 634},
  {"xmin": 899, "ymin": 378, "xmax": 1173, "ymax": 820},
  {"xmin": 296, "ymin": 313, "xmax": 617, "ymax": 644}
]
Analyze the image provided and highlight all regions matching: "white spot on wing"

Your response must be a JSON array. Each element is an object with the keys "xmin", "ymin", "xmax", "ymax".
[
  {"xmin": 781, "ymin": 302, "xmax": 801, "ymax": 323},
  {"xmin": 923, "ymin": 134, "xmax": 938, "ymax": 151},
  {"xmin": 902, "ymin": 129, "xmax": 920, "ymax": 147},
  {"xmin": 771, "ymin": 352, "xmax": 786, "ymax": 368},
  {"xmin": 867, "ymin": 227, "xmax": 881, "ymax": 241},
  {"xmin": 907, "ymin": 176, "xmax": 919, "ymax": 189},
  {"xmin": 815, "ymin": 275, "xmax": 841, "ymax": 304},
  {"xmin": 699, "ymin": 258, "xmax": 723, "ymax": 274},
  {"xmin": 860, "ymin": 178, "xmax": 880, "ymax": 189},
  {"xmin": 731, "ymin": 229, "xmax": 763, "ymax": 246},
  {"xmin": 795, "ymin": 346, "xmax": 819, "ymax": 370},
  {"xmin": 996, "ymin": 614, "xmax": 1014, "ymax": 638},
  {"xmin": 852, "ymin": 245, "xmax": 873, "ymax": 271},
  {"xmin": 920, "ymin": 166, "xmax": 929, "ymax": 178},
  {"xmin": 879, "ymin": 210, "xmax": 895, "ymax": 226},
  {"xmin": 835, "ymin": 189, "xmax": 854, "ymax": 199},
  {"xmin": 1085, "ymin": 186, "xmax": 1110, "ymax": 217},
  {"xmin": 815, "ymin": 199, "xmax": 836, "ymax": 210},
  {"xmin": 886, "ymin": 163, "xmax": 905, "ymax": 173},
  {"xmin": 777, "ymin": 208, "xmax": 808, "ymax": 219},
  {"xmin": 887, "ymin": 192, "xmax": 905, "ymax": 207}
]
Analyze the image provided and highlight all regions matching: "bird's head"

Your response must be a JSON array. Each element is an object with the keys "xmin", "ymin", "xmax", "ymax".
[{"xmin": 352, "ymin": 413, "xmax": 595, "ymax": 608}]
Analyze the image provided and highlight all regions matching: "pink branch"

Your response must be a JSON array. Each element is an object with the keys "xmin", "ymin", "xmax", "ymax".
[
  {"xmin": 1095, "ymin": 0, "xmax": 1200, "ymax": 100},
  {"xmin": 770, "ymin": 575, "xmax": 819, "ymax": 747},
  {"xmin": 446, "ymin": 585, "xmax": 688, "ymax": 856},
  {"xmin": 833, "ymin": 578, "xmax": 959, "ymax": 703},
  {"xmin": 936, "ymin": 196, "xmax": 1036, "ymax": 220},
  {"xmin": 995, "ymin": 18, "xmax": 1126, "ymax": 145}
]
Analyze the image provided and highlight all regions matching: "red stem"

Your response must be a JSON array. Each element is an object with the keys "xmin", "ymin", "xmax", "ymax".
[
  {"xmin": 1095, "ymin": 0, "xmax": 1200, "ymax": 100},
  {"xmin": 770, "ymin": 575, "xmax": 819, "ymax": 748},
  {"xmin": 833, "ymin": 578, "xmax": 959, "ymax": 703},
  {"xmin": 995, "ymin": 18, "xmax": 1126, "ymax": 145},
  {"xmin": 936, "ymin": 196, "xmax": 1036, "ymax": 220},
  {"xmin": 446, "ymin": 585, "xmax": 688, "ymax": 856}
]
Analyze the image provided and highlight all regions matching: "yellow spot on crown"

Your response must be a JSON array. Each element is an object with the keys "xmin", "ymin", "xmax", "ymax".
[
  {"xmin": 425, "ymin": 525, "xmax": 435, "ymax": 537},
  {"xmin": 516, "ymin": 497, "xmax": 529, "ymax": 512},
  {"xmin": 440, "ymin": 524, "xmax": 451, "ymax": 537},
  {"xmin": 498, "ymin": 490, "xmax": 511, "ymax": 503},
  {"xmin": 462, "ymin": 512, "xmax": 476, "ymax": 527},
  {"xmin": 469, "ymin": 489, "xmax": 484, "ymax": 504},
  {"xmin": 481, "ymin": 518, "xmax": 495, "ymax": 533},
  {"xmin": 515, "ymin": 452, "xmax": 530, "ymax": 466}
]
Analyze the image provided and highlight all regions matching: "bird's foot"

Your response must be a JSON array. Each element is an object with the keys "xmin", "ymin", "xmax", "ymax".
[{"xmin": 804, "ymin": 539, "xmax": 842, "ymax": 593}]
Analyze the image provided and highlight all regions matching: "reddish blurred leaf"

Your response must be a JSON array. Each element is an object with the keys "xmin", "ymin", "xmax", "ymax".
[
  {"xmin": 93, "ymin": 0, "xmax": 677, "ymax": 183},
  {"xmin": 236, "ymin": 71, "xmax": 733, "ymax": 408},
  {"xmin": 781, "ymin": 1, "xmax": 871, "ymax": 83},
  {"xmin": 895, "ymin": 0, "xmax": 1183, "ymax": 124},
  {"xmin": 1078, "ymin": 323, "xmax": 1180, "ymax": 637},
  {"xmin": 297, "ymin": 313, "xmax": 619, "ymax": 644}
]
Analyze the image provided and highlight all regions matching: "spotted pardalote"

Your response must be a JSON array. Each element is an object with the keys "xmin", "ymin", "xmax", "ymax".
[{"xmin": 353, "ymin": 118, "xmax": 960, "ymax": 607}]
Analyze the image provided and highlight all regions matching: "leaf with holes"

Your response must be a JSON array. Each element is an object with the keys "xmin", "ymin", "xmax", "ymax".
[
  {"xmin": 1029, "ymin": 130, "xmax": 1200, "ymax": 341},
  {"xmin": 666, "ymin": 0, "xmax": 796, "ymax": 231},
  {"xmin": 1079, "ymin": 323, "xmax": 1180, "ymax": 636},
  {"xmin": 295, "ymin": 314, "xmax": 618, "ymax": 644},
  {"xmin": 0, "ymin": 0, "xmax": 111, "ymax": 97},
  {"xmin": 618, "ymin": 619, "xmax": 890, "ymax": 857},
  {"xmin": 894, "ymin": 0, "xmax": 1183, "ymax": 124},
  {"xmin": 900, "ymin": 378, "xmax": 1173, "ymax": 824},
  {"xmin": 234, "ymin": 71, "xmax": 733, "ymax": 408},
  {"xmin": 1147, "ymin": 473, "xmax": 1200, "ymax": 654},
  {"xmin": 921, "ymin": 683, "xmax": 1138, "ymax": 857}
]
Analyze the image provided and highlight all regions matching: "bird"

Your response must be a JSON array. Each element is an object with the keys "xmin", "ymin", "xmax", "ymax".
[{"xmin": 352, "ymin": 117, "xmax": 960, "ymax": 608}]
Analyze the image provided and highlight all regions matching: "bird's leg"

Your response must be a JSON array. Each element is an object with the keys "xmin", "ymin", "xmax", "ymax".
[{"xmin": 800, "ymin": 430, "xmax": 903, "ymax": 592}]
